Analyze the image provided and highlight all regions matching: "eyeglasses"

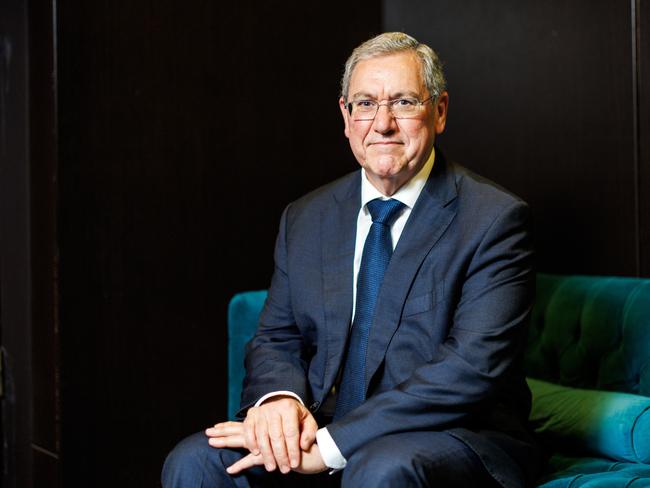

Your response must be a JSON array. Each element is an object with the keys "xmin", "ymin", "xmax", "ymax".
[{"xmin": 345, "ymin": 95, "xmax": 435, "ymax": 121}]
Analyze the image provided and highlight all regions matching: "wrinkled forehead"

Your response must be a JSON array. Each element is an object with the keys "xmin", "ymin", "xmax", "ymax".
[{"xmin": 348, "ymin": 51, "xmax": 426, "ymax": 100}]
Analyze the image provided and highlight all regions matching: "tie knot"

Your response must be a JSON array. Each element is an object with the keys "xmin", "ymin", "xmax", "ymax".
[{"xmin": 366, "ymin": 198, "xmax": 405, "ymax": 226}]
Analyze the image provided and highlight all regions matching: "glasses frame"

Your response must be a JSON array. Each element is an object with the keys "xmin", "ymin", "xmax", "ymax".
[{"xmin": 345, "ymin": 95, "xmax": 436, "ymax": 121}]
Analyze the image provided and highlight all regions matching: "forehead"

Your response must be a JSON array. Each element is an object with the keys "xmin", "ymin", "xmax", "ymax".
[{"xmin": 348, "ymin": 51, "xmax": 425, "ymax": 98}]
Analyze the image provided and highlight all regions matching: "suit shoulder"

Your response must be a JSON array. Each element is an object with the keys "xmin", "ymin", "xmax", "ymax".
[
  {"xmin": 450, "ymin": 161, "xmax": 528, "ymax": 210},
  {"xmin": 287, "ymin": 170, "xmax": 359, "ymax": 215}
]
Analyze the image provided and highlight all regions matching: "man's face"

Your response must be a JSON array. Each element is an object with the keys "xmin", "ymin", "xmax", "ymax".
[{"xmin": 340, "ymin": 51, "xmax": 448, "ymax": 195}]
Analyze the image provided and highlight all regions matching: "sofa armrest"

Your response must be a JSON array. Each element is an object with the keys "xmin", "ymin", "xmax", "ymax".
[{"xmin": 528, "ymin": 377, "xmax": 650, "ymax": 463}]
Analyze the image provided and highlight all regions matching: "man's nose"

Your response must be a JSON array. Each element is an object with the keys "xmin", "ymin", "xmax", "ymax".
[{"xmin": 372, "ymin": 104, "xmax": 396, "ymax": 133}]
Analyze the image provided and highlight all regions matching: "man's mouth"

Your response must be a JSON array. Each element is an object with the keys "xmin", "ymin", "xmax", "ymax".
[{"xmin": 369, "ymin": 141, "xmax": 402, "ymax": 146}]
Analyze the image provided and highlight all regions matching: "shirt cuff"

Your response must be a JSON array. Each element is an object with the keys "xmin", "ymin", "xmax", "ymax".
[
  {"xmin": 316, "ymin": 427, "xmax": 347, "ymax": 471},
  {"xmin": 254, "ymin": 391, "xmax": 304, "ymax": 408}
]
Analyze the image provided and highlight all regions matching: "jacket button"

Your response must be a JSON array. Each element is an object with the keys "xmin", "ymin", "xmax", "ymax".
[{"xmin": 309, "ymin": 401, "xmax": 320, "ymax": 411}]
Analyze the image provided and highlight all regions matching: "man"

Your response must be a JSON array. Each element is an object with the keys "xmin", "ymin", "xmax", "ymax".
[{"xmin": 163, "ymin": 32, "xmax": 539, "ymax": 487}]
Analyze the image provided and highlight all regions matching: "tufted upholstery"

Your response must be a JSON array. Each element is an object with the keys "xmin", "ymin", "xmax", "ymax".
[
  {"xmin": 539, "ymin": 456, "xmax": 650, "ymax": 487},
  {"xmin": 526, "ymin": 274, "xmax": 650, "ymax": 396}
]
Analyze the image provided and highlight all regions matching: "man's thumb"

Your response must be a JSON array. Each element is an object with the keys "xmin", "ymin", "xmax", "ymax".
[{"xmin": 300, "ymin": 416, "xmax": 317, "ymax": 450}]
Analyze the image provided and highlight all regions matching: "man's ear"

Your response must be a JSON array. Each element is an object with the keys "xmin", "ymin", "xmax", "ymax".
[
  {"xmin": 433, "ymin": 91, "xmax": 449, "ymax": 135},
  {"xmin": 339, "ymin": 97, "xmax": 351, "ymax": 139}
]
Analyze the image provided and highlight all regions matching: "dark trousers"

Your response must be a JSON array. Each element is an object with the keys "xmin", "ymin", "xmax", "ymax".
[{"xmin": 162, "ymin": 430, "xmax": 500, "ymax": 487}]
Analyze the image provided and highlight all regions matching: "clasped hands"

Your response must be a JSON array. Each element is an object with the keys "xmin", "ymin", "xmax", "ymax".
[{"xmin": 205, "ymin": 396, "xmax": 327, "ymax": 476}]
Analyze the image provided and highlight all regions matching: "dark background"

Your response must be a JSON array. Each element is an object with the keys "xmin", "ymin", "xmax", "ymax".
[{"xmin": 0, "ymin": 0, "xmax": 648, "ymax": 486}]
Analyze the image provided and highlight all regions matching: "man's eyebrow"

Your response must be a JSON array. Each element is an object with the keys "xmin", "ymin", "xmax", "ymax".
[
  {"xmin": 349, "ymin": 92, "xmax": 375, "ymax": 100},
  {"xmin": 391, "ymin": 90, "xmax": 421, "ymax": 98},
  {"xmin": 349, "ymin": 90, "xmax": 422, "ymax": 100}
]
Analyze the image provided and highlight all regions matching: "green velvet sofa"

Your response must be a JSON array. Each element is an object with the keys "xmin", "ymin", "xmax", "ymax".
[{"xmin": 227, "ymin": 274, "xmax": 650, "ymax": 486}]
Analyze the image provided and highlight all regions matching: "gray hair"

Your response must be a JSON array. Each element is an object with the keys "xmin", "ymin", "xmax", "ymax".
[{"xmin": 340, "ymin": 32, "xmax": 446, "ymax": 102}]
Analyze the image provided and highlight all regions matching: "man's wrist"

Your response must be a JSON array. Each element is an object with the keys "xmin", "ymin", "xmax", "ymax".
[
  {"xmin": 254, "ymin": 391, "xmax": 304, "ymax": 407},
  {"xmin": 316, "ymin": 427, "xmax": 347, "ymax": 470}
]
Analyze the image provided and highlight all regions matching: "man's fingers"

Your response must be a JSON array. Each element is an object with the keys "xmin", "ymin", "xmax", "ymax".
[
  {"xmin": 281, "ymin": 413, "xmax": 302, "ymax": 469},
  {"xmin": 207, "ymin": 434, "xmax": 246, "ymax": 449},
  {"xmin": 205, "ymin": 421, "xmax": 244, "ymax": 438},
  {"xmin": 211, "ymin": 420, "xmax": 241, "ymax": 430},
  {"xmin": 269, "ymin": 414, "xmax": 291, "ymax": 473},
  {"xmin": 255, "ymin": 415, "xmax": 276, "ymax": 472},
  {"xmin": 226, "ymin": 452, "xmax": 263, "ymax": 475},
  {"xmin": 299, "ymin": 413, "xmax": 318, "ymax": 450},
  {"xmin": 243, "ymin": 413, "xmax": 260, "ymax": 455}
]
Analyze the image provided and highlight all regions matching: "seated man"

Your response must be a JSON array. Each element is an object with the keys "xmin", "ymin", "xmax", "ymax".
[{"xmin": 163, "ymin": 31, "xmax": 539, "ymax": 487}]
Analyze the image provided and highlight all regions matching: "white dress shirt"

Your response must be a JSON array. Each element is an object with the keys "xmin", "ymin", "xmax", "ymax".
[{"xmin": 257, "ymin": 149, "xmax": 436, "ymax": 471}]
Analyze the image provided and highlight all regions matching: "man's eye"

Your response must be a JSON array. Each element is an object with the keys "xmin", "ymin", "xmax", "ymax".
[
  {"xmin": 394, "ymin": 98, "xmax": 417, "ymax": 106},
  {"xmin": 355, "ymin": 100, "xmax": 375, "ymax": 108}
]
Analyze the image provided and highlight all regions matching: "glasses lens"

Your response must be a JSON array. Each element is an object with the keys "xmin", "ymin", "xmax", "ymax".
[
  {"xmin": 351, "ymin": 100, "xmax": 377, "ymax": 120},
  {"xmin": 391, "ymin": 98, "xmax": 419, "ymax": 118}
]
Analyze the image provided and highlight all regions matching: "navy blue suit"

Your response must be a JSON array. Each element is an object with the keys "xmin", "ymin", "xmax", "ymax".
[
  {"xmin": 163, "ymin": 151, "xmax": 539, "ymax": 487},
  {"xmin": 241, "ymin": 151, "xmax": 538, "ymax": 487}
]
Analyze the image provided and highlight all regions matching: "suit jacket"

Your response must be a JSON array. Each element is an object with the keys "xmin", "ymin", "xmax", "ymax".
[{"xmin": 241, "ymin": 150, "xmax": 539, "ymax": 487}]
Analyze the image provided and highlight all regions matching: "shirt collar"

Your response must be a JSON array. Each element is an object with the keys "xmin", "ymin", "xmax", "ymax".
[{"xmin": 360, "ymin": 147, "xmax": 435, "ymax": 210}]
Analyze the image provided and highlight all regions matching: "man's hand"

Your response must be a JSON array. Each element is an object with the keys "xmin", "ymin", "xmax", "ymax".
[
  {"xmin": 206, "ymin": 420, "xmax": 326, "ymax": 475},
  {"xmin": 207, "ymin": 396, "xmax": 318, "ymax": 474}
]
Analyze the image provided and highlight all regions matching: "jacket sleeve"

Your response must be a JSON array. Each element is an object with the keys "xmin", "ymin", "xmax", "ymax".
[
  {"xmin": 326, "ymin": 200, "xmax": 534, "ymax": 458},
  {"xmin": 237, "ymin": 204, "xmax": 312, "ymax": 416}
]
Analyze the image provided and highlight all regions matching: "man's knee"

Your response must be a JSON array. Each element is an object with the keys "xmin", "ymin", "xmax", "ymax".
[
  {"xmin": 162, "ymin": 432, "xmax": 232, "ymax": 488},
  {"xmin": 341, "ymin": 432, "xmax": 496, "ymax": 488},
  {"xmin": 164, "ymin": 433, "xmax": 205, "ymax": 468},
  {"xmin": 342, "ymin": 435, "xmax": 421, "ymax": 487}
]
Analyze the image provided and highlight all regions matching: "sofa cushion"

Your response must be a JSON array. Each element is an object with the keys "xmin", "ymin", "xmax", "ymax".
[
  {"xmin": 528, "ymin": 378, "xmax": 650, "ymax": 463},
  {"xmin": 536, "ymin": 455, "xmax": 650, "ymax": 487}
]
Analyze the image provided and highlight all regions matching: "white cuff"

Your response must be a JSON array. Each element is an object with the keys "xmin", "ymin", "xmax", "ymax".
[
  {"xmin": 254, "ymin": 391, "xmax": 304, "ymax": 407},
  {"xmin": 316, "ymin": 427, "xmax": 347, "ymax": 471}
]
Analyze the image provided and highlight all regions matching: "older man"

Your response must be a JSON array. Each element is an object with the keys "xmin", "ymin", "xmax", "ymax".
[{"xmin": 163, "ymin": 32, "xmax": 539, "ymax": 487}]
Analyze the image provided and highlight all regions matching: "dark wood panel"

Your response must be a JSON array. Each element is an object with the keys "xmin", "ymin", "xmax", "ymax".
[
  {"xmin": 56, "ymin": 1, "xmax": 380, "ymax": 485},
  {"xmin": 29, "ymin": 0, "xmax": 60, "ymax": 460},
  {"xmin": 384, "ymin": 0, "xmax": 638, "ymax": 276},
  {"xmin": 639, "ymin": 0, "xmax": 650, "ymax": 277},
  {"xmin": 33, "ymin": 448, "xmax": 60, "ymax": 488},
  {"xmin": 0, "ymin": 0, "xmax": 35, "ymax": 485}
]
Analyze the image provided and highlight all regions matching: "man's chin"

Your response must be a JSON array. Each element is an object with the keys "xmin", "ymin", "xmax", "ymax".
[{"xmin": 364, "ymin": 160, "xmax": 407, "ymax": 180}]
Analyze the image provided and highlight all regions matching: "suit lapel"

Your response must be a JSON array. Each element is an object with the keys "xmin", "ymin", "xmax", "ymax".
[
  {"xmin": 365, "ymin": 155, "xmax": 459, "ymax": 390},
  {"xmin": 321, "ymin": 174, "xmax": 360, "ymax": 396}
]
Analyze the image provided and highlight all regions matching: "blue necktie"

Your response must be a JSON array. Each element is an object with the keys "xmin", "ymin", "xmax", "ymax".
[{"xmin": 334, "ymin": 198, "xmax": 405, "ymax": 420}]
